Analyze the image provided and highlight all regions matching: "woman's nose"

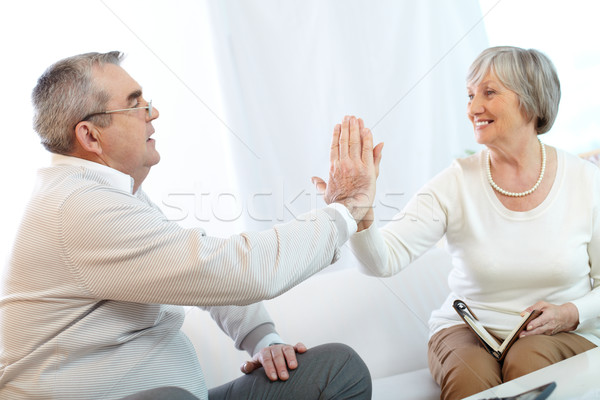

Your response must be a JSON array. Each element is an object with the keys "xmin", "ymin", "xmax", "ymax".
[{"xmin": 467, "ymin": 96, "xmax": 484, "ymax": 116}]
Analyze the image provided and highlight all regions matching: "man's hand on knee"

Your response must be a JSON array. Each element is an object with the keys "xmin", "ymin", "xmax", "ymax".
[{"xmin": 240, "ymin": 342, "xmax": 307, "ymax": 381}]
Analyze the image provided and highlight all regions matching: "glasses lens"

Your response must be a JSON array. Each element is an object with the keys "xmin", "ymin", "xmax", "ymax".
[{"xmin": 148, "ymin": 100, "xmax": 153, "ymax": 118}]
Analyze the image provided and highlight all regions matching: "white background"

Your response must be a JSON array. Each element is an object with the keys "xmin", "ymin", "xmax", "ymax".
[{"xmin": 1, "ymin": 0, "xmax": 599, "ymax": 266}]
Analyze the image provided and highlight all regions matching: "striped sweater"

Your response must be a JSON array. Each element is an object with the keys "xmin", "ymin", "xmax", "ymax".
[{"xmin": 0, "ymin": 155, "xmax": 353, "ymax": 399}]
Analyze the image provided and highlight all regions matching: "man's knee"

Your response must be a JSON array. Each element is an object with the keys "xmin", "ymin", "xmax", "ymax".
[
  {"xmin": 309, "ymin": 342, "xmax": 359, "ymax": 360},
  {"xmin": 305, "ymin": 343, "xmax": 372, "ymax": 398},
  {"xmin": 307, "ymin": 343, "xmax": 368, "ymax": 370}
]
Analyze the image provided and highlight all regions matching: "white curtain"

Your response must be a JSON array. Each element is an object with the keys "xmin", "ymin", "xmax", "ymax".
[
  {"xmin": 204, "ymin": 0, "xmax": 488, "ymax": 267},
  {"xmin": 0, "ymin": 0, "xmax": 487, "ymax": 267}
]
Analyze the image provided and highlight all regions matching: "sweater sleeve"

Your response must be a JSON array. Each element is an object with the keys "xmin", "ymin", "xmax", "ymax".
[
  {"xmin": 571, "ymin": 166, "xmax": 600, "ymax": 322},
  {"xmin": 349, "ymin": 164, "xmax": 457, "ymax": 277},
  {"xmin": 199, "ymin": 303, "xmax": 279, "ymax": 354},
  {"xmin": 59, "ymin": 185, "xmax": 349, "ymax": 306}
]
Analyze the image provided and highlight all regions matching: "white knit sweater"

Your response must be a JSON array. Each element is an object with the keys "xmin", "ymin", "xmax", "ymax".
[{"xmin": 350, "ymin": 149, "xmax": 600, "ymax": 345}]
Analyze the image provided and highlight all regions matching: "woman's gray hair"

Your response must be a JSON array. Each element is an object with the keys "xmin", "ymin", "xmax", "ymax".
[
  {"xmin": 32, "ymin": 51, "xmax": 124, "ymax": 154},
  {"xmin": 467, "ymin": 46, "xmax": 561, "ymax": 134}
]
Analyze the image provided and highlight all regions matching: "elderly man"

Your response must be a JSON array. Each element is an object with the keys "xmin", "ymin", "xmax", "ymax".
[{"xmin": 0, "ymin": 52, "xmax": 381, "ymax": 399}]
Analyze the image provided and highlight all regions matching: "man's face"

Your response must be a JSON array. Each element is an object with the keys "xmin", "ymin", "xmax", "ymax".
[{"xmin": 92, "ymin": 63, "xmax": 160, "ymax": 188}]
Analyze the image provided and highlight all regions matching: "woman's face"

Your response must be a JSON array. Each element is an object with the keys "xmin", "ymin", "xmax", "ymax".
[{"xmin": 466, "ymin": 70, "xmax": 532, "ymax": 147}]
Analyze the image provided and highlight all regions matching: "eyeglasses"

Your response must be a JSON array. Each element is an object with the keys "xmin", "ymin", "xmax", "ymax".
[{"xmin": 81, "ymin": 100, "xmax": 153, "ymax": 122}]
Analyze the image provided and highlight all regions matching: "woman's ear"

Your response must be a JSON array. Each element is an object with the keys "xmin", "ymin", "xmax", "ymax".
[{"xmin": 74, "ymin": 121, "xmax": 103, "ymax": 156}]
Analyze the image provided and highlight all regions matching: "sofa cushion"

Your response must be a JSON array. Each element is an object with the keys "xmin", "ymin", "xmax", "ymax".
[
  {"xmin": 263, "ymin": 247, "xmax": 453, "ymax": 379},
  {"xmin": 181, "ymin": 247, "xmax": 453, "ymax": 394},
  {"xmin": 373, "ymin": 368, "xmax": 441, "ymax": 400}
]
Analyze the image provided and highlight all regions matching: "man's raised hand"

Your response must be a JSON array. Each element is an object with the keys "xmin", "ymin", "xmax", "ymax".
[{"xmin": 313, "ymin": 116, "xmax": 383, "ymax": 222}]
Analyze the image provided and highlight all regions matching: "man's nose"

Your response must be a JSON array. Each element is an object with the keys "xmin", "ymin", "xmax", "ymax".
[{"xmin": 148, "ymin": 105, "xmax": 159, "ymax": 121}]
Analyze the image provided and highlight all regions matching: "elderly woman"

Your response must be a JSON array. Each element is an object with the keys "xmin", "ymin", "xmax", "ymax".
[{"xmin": 349, "ymin": 46, "xmax": 600, "ymax": 399}]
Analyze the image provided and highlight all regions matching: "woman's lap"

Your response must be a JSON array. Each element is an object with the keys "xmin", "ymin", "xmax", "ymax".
[{"xmin": 428, "ymin": 324, "xmax": 596, "ymax": 400}]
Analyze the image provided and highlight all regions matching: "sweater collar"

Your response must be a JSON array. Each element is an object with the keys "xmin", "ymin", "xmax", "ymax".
[{"xmin": 51, "ymin": 154, "xmax": 135, "ymax": 194}]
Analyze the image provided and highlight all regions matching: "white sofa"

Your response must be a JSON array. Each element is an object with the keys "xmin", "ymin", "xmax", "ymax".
[{"xmin": 181, "ymin": 248, "xmax": 453, "ymax": 399}]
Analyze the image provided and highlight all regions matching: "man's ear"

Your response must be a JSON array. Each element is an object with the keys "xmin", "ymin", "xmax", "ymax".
[{"xmin": 74, "ymin": 121, "xmax": 103, "ymax": 155}]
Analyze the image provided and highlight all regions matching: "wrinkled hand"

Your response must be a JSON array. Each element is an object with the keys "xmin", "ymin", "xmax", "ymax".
[
  {"xmin": 520, "ymin": 301, "xmax": 580, "ymax": 337},
  {"xmin": 356, "ymin": 206, "xmax": 376, "ymax": 232},
  {"xmin": 312, "ymin": 116, "xmax": 383, "ymax": 222},
  {"xmin": 240, "ymin": 342, "xmax": 307, "ymax": 381}
]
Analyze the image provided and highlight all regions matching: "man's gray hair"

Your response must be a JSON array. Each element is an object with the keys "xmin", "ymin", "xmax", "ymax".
[
  {"xmin": 467, "ymin": 46, "xmax": 561, "ymax": 134},
  {"xmin": 32, "ymin": 51, "xmax": 124, "ymax": 154}
]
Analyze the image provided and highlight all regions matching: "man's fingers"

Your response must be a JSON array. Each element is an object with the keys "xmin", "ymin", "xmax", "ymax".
[
  {"xmin": 270, "ymin": 347, "xmax": 290, "ymax": 380},
  {"xmin": 294, "ymin": 342, "xmax": 308, "ymax": 353},
  {"xmin": 330, "ymin": 124, "xmax": 341, "ymax": 164},
  {"xmin": 324, "ymin": 116, "xmax": 377, "ymax": 221},
  {"xmin": 240, "ymin": 361, "xmax": 259, "ymax": 375},
  {"xmin": 373, "ymin": 142, "xmax": 384, "ymax": 177},
  {"xmin": 311, "ymin": 177, "xmax": 327, "ymax": 194},
  {"xmin": 348, "ymin": 117, "xmax": 361, "ymax": 160},
  {"xmin": 241, "ymin": 343, "xmax": 310, "ymax": 384},
  {"xmin": 360, "ymin": 128, "xmax": 374, "ymax": 165},
  {"xmin": 282, "ymin": 346, "xmax": 298, "ymax": 370},
  {"xmin": 258, "ymin": 350, "xmax": 279, "ymax": 381},
  {"xmin": 339, "ymin": 116, "xmax": 350, "ymax": 160}
]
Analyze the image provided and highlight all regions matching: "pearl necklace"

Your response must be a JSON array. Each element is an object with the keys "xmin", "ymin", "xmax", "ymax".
[{"xmin": 486, "ymin": 138, "xmax": 546, "ymax": 197}]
